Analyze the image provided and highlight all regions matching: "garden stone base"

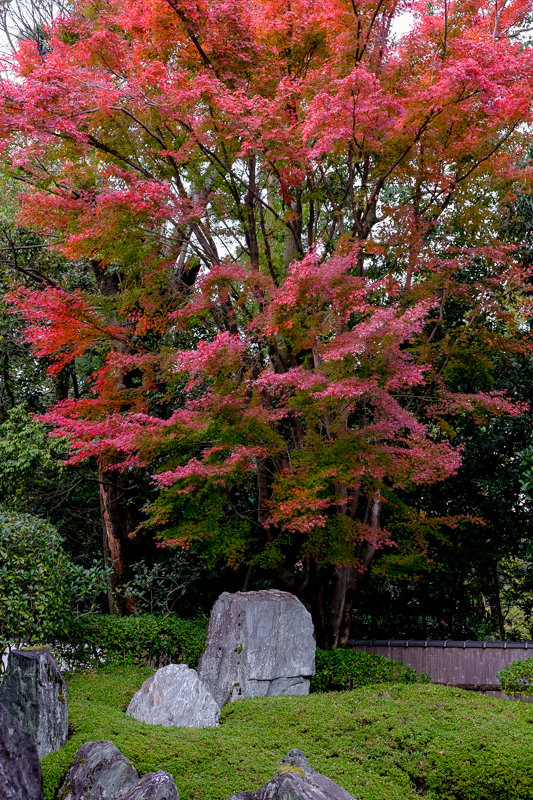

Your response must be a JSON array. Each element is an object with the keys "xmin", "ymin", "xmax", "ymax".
[{"xmin": 0, "ymin": 702, "xmax": 44, "ymax": 800}]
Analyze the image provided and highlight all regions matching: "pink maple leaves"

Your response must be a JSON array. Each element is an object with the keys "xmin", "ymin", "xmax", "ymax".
[{"xmin": 1, "ymin": 0, "xmax": 532, "ymax": 589}]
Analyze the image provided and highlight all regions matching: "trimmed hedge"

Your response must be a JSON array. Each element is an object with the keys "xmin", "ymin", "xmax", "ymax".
[
  {"xmin": 51, "ymin": 616, "xmax": 431, "ymax": 688},
  {"xmin": 311, "ymin": 647, "xmax": 430, "ymax": 692},
  {"xmin": 52, "ymin": 614, "xmax": 208, "ymax": 671}
]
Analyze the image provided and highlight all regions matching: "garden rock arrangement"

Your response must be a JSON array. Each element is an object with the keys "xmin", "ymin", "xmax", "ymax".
[
  {"xmin": 57, "ymin": 740, "xmax": 179, "ymax": 800},
  {"xmin": 0, "ymin": 648, "xmax": 68, "ymax": 757},
  {"xmin": 0, "ymin": 702, "xmax": 44, "ymax": 800},
  {"xmin": 198, "ymin": 590, "xmax": 316, "ymax": 706},
  {"xmin": 223, "ymin": 749, "xmax": 356, "ymax": 800},
  {"xmin": 126, "ymin": 663, "xmax": 220, "ymax": 728}
]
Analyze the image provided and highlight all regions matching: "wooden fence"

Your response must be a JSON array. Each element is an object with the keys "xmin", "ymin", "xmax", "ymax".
[{"xmin": 349, "ymin": 640, "xmax": 533, "ymax": 691}]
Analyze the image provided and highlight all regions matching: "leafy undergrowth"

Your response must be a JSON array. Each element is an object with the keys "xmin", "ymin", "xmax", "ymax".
[{"xmin": 41, "ymin": 666, "xmax": 533, "ymax": 800}]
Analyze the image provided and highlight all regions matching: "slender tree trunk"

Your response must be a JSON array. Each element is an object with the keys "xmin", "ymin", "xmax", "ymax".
[
  {"xmin": 306, "ymin": 492, "xmax": 381, "ymax": 647},
  {"xmin": 488, "ymin": 561, "xmax": 506, "ymax": 640},
  {"xmin": 327, "ymin": 564, "xmax": 359, "ymax": 647},
  {"xmin": 98, "ymin": 463, "xmax": 138, "ymax": 615},
  {"xmin": 283, "ymin": 193, "xmax": 302, "ymax": 268}
]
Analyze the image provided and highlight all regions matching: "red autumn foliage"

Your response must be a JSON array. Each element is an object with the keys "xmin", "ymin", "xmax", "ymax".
[{"xmin": 1, "ymin": 0, "xmax": 532, "ymax": 643}]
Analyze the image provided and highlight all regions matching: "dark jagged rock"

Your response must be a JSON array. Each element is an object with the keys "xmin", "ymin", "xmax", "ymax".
[
  {"xmin": 221, "ymin": 750, "xmax": 356, "ymax": 800},
  {"xmin": 272, "ymin": 750, "xmax": 355, "ymax": 800},
  {"xmin": 57, "ymin": 740, "xmax": 139, "ymax": 800},
  {"xmin": 198, "ymin": 591, "xmax": 316, "ymax": 706},
  {"xmin": 0, "ymin": 648, "xmax": 68, "ymax": 757},
  {"xmin": 58, "ymin": 740, "xmax": 180, "ymax": 800},
  {"xmin": 0, "ymin": 702, "xmax": 44, "ymax": 800}
]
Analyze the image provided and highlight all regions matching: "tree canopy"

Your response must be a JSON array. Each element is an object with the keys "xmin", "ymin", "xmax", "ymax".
[{"xmin": 0, "ymin": 0, "xmax": 532, "ymax": 645}]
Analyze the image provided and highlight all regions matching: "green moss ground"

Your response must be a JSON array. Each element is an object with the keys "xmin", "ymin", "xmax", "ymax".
[{"xmin": 41, "ymin": 665, "xmax": 533, "ymax": 800}]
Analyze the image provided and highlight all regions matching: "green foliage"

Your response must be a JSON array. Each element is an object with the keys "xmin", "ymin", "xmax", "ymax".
[
  {"xmin": 0, "ymin": 405, "xmax": 103, "ymax": 567},
  {"xmin": 0, "ymin": 509, "xmax": 108, "ymax": 656},
  {"xmin": 41, "ymin": 666, "xmax": 533, "ymax": 800},
  {"xmin": 520, "ymin": 444, "xmax": 533, "ymax": 502},
  {"xmin": 148, "ymin": 481, "xmax": 254, "ymax": 568},
  {"xmin": 52, "ymin": 614, "xmax": 208, "ymax": 671},
  {"xmin": 311, "ymin": 649, "xmax": 430, "ymax": 693},
  {"xmin": 356, "ymin": 401, "xmax": 533, "ymax": 641},
  {"xmin": 497, "ymin": 658, "xmax": 533, "ymax": 699},
  {"xmin": 0, "ymin": 405, "xmax": 64, "ymax": 507},
  {"xmin": 496, "ymin": 558, "xmax": 533, "ymax": 641},
  {"xmin": 116, "ymin": 547, "xmax": 213, "ymax": 616}
]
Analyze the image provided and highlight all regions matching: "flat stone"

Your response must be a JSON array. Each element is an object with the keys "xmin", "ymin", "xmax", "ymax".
[
  {"xmin": 0, "ymin": 648, "xmax": 68, "ymax": 757},
  {"xmin": 57, "ymin": 740, "xmax": 139, "ymax": 800},
  {"xmin": 198, "ymin": 591, "xmax": 315, "ymax": 706},
  {"xmin": 121, "ymin": 771, "xmax": 180, "ymax": 800},
  {"xmin": 126, "ymin": 664, "xmax": 220, "ymax": 728},
  {"xmin": 221, "ymin": 750, "xmax": 356, "ymax": 800},
  {"xmin": 0, "ymin": 703, "xmax": 44, "ymax": 800}
]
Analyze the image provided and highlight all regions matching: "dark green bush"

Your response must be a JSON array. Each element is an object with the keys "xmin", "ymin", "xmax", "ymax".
[
  {"xmin": 0, "ymin": 509, "xmax": 108, "ymax": 658},
  {"xmin": 52, "ymin": 614, "xmax": 208, "ymax": 671},
  {"xmin": 497, "ymin": 657, "xmax": 533, "ymax": 698},
  {"xmin": 311, "ymin": 647, "xmax": 431, "ymax": 692}
]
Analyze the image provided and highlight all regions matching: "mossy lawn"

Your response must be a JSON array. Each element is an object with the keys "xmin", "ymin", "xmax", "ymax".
[{"xmin": 41, "ymin": 665, "xmax": 533, "ymax": 800}]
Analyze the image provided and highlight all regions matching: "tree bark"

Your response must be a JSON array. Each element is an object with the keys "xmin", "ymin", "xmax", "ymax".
[
  {"xmin": 53, "ymin": 369, "xmax": 70, "ymax": 403},
  {"xmin": 97, "ymin": 462, "xmax": 138, "ymax": 615}
]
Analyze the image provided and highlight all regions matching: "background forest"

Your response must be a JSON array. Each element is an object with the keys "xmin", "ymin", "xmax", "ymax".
[{"xmin": 0, "ymin": 0, "xmax": 533, "ymax": 653}]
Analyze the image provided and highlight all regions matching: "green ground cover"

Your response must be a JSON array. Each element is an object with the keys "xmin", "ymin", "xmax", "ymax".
[{"xmin": 41, "ymin": 666, "xmax": 533, "ymax": 800}]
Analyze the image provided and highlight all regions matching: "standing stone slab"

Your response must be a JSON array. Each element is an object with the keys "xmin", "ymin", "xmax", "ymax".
[
  {"xmin": 58, "ymin": 741, "xmax": 180, "ymax": 800},
  {"xmin": 126, "ymin": 664, "xmax": 220, "ymax": 728},
  {"xmin": 198, "ymin": 590, "xmax": 315, "ymax": 706},
  {"xmin": 0, "ymin": 703, "xmax": 44, "ymax": 800},
  {"xmin": 0, "ymin": 648, "xmax": 68, "ymax": 757}
]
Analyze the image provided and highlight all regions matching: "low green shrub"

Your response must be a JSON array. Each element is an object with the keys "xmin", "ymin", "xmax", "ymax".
[
  {"xmin": 497, "ymin": 657, "xmax": 533, "ymax": 698},
  {"xmin": 311, "ymin": 648, "xmax": 430, "ymax": 692},
  {"xmin": 52, "ymin": 614, "xmax": 208, "ymax": 671}
]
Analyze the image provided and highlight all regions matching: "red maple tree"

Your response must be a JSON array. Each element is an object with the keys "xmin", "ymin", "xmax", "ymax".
[{"xmin": 1, "ymin": 0, "xmax": 532, "ymax": 643}]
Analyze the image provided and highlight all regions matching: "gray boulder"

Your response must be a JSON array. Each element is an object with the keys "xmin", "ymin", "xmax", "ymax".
[
  {"xmin": 0, "ymin": 648, "xmax": 68, "ymax": 757},
  {"xmin": 198, "ymin": 590, "xmax": 315, "ymax": 706},
  {"xmin": 57, "ymin": 740, "xmax": 180, "ymax": 800},
  {"xmin": 121, "ymin": 771, "xmax": 180, "ymax": 800},
  {"xmin": 0, "ymin": 703, "xmax": 44, "ymax": 800},
  {"xmin": 223, "ymin": 750, "xmax": 356, "ymax": 800},
  {"xmin": 126, "ymin": 664, "xmax": 220, "ymax": 728}
]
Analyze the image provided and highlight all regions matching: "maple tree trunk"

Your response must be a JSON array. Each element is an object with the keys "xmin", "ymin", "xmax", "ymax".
[
  {"xmin": 303, "ymin": 494, "xmax": 381, "ymax": 648},
  {"xmin": 303, "ymin": 562, "xmax": 359, "ymax": 649},
  {"xmin": 483, "ymin": 561, "xmax": 506, "ymax": 640},
  {"xmin": 328, "ymin": 565, "xmax": 359, "ymax": 648},
  {"xmin": 98, "ymin": 463, "xmax": 138, "ymax": 615}
]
